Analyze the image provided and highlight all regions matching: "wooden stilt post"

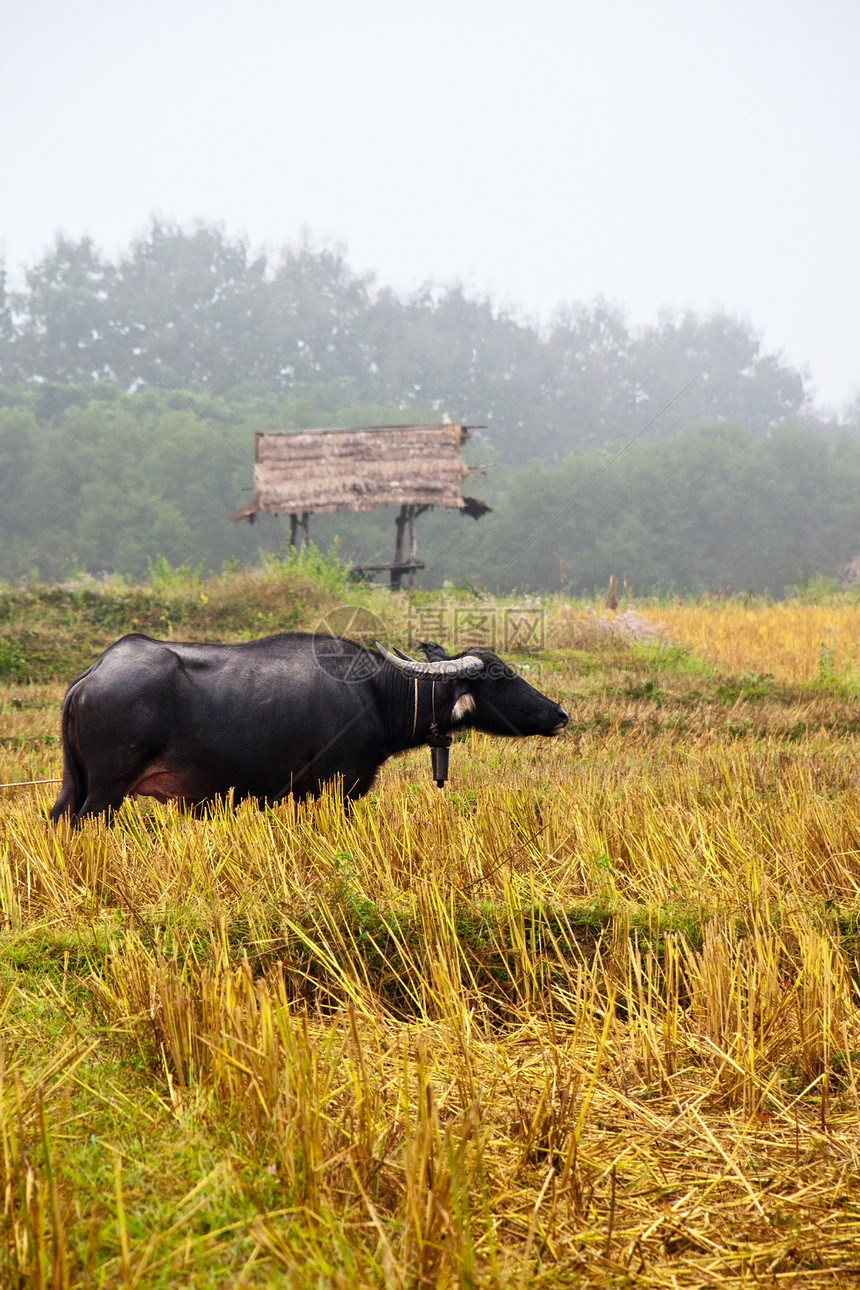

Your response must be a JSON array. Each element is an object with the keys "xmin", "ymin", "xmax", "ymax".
[
  {"xmin": 300, "ymin": 512, "xmax": 310, "ymax": 551},
  {"xmin": 289, "ymin": 513, "xmax": 298, "ymax": 548},
  {"xmin": 392, "ymin": 504, "xmax": 408, "ymax": 590},
  {"xmin": 408, "ymin": 505, "xmax": 418, "ymax": 590}
]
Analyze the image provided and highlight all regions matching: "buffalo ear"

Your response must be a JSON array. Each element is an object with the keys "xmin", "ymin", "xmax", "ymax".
[{"xmin": 419, "ymin": 641, "xmax": 450, "ymax": 663}]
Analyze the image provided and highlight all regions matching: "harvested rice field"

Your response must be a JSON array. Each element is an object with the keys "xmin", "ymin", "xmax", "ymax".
[{"xmin": 2, "ymin": 592, "xmax": 860, "ymax": 1287}]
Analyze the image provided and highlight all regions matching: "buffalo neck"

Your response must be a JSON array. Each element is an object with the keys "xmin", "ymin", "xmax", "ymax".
[{"xmin": 377, "ymin": 668, "xmax": 456, "ymax": 752}]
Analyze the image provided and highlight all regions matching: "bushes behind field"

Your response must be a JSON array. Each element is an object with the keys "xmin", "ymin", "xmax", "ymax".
[{"xmin": 0, "ymin": 549, "xmax": 355, "ymax": 683}]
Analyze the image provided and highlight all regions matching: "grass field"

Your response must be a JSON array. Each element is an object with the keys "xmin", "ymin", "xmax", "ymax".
[{"xmin": 2, "ymin": 584, "xmax": 860, "ymax": 1286}]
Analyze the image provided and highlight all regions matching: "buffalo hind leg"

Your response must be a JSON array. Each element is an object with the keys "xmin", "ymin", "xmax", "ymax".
[
  {"xmin": 49, "ymin": 782, "xmax": 79, "ymax": 823},
  {"xmin": 49, "ymin": 755, "xmax": 86, "ymax": 823}
]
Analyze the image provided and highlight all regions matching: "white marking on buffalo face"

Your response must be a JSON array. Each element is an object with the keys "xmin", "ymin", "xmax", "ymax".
[{"xmin": 452, "ymin": 693, "xmax": 477, "ymax": 722}]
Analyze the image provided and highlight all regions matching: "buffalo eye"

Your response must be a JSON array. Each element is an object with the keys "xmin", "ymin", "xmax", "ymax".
[{"xmin": 482, "ymin": 661, "xmax": 517, "ymax": 682}]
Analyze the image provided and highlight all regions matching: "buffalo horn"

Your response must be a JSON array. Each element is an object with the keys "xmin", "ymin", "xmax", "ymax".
[{"xmin": 375, "ymin": 642, "xmax": 484, "ymax": 678}]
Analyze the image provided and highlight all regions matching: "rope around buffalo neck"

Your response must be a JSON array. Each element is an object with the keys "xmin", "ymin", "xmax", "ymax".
[{"xmin": 410, "ymin": 678, "xmax": 419, "ymax": 742}]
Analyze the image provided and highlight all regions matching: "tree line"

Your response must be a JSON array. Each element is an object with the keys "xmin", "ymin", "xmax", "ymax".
[
  {"xmin": 1, "ymin": 220, "xmax": 838, "ymax": 469},
  {"xmin": 1, "ymin": 220, "xmax": 858, "ymax": 594}
]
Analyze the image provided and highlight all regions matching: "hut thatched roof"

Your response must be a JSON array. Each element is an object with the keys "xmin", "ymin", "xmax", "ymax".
[{"xmin": 236, "ymin": 424, "xmax": 490, "ymax": 518}]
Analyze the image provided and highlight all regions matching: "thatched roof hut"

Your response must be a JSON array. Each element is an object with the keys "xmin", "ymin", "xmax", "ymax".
[{"xmin": 234, "ymin": 424, "xmax": 489, "ymax": 520}]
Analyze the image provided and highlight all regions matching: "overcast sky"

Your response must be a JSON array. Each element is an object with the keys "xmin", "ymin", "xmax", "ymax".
[{"xmin": 2, "ymin": 0, "xmax": 858, "ymax": 411}]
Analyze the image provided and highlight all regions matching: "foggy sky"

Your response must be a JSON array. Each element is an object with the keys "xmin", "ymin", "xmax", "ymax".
[{"xmin": 2, "ymin": 0, "xmax": 858, "ymax": 411}]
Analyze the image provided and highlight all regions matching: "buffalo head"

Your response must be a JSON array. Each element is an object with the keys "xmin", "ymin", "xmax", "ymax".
[{"xmin": 375, "ymin": 641, "xmax": 568, "ymax": 738}]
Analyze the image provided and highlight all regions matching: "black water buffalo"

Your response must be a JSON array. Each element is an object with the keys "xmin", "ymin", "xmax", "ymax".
[{"xmin": 49, "ymin": 632, "xmax": 568, "ymax": 825}]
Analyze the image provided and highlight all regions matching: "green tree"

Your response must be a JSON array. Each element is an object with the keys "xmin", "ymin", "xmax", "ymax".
[
  {"xmin": 0, "ymin": 267, "xmax": 18, "ymax": 382},
  {"xmin": 630, "ymin": 312, "xmax": 807, "ymax": 439},
  {"xmin": 110, "ymin": 220, "xmax": 269, "ymax": 392},
  {"xmin": 425, "ymin": 424, "xmax": 860, "ymax": 597},
  {"xmin": 12, "ymin": 236, "xmax": 118, "ymax": 382},
  {"xmin": 258, "ymin": 238, "xmax": 376, "ymax": 394}
]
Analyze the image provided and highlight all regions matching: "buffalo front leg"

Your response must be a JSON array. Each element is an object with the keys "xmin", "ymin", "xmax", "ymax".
[{"xmin": 72, "ymin": 779, "xmax": 135, "ymax": 826}]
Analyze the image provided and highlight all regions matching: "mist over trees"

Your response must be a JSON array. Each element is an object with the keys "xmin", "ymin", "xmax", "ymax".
[{"xmin": 1, "ymin": 220, "xmax": 858, "ymax": 594}]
